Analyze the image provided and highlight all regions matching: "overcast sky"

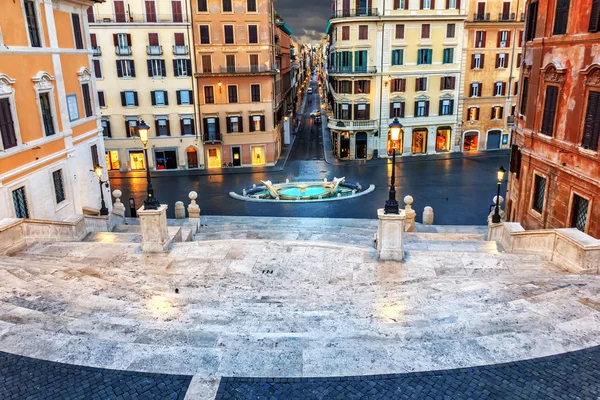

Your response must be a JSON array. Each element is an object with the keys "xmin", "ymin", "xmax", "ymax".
[{"xmin": 275, "ymin": 0, "xmax": 329, "ymax": 45}]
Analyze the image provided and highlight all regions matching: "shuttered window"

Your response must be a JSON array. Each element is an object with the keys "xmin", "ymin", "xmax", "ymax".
[
  {"xmin": 342, "ymin": 26, "xmax": 350, "ymax": 40},
  {"xmin": 520, "ymin": 77, "xmax": 529, "ymax": 115},
  {"xmin": 145, "ymin": 0, "xmax": 157, "ymax": 22},
  {"xmin": 172, "ymin": 0, "xmax": 183, "ymax": 22},
  {"xmin": 525, "ymin": 1, "xmax": 538, "ymax": 41},
  {"xmin": 509, "ymin": 144, "xmax": 522, "ymax": 179},
  {"xmin": 532, "ymin": 174, "xmax": 546, "ymax": 213},
  {"xmin": 395, "ymin": 24, "xmax": 405, "ymax": 39},
  {"xmin": 24, "ymin": 1, "xmax": 41, "ymax": 47},
  {"xmin": 540, "ymin": 85, "xmax": 558, "ymax": 136},
  {"xmin": 0, "ymin": 98, "xmax": 18, "ymax": 149},
  {"xmin": 91, "ymin": 144, "xmax": 99, "ymax": 168},
  {"xmin": 39, "ymin": 93, "xmax": 55, "ymax": 136},
  {"xmin": 72, "ymin": 13, "xmax": 84, "ymax": 49},
  {"xmin": 553, "ymin": 0, "xmax": 570, "ymax": 35},
  {"xmin": 590, "ymin": 0, "xmax": 600, "ymax": 31},
  {"xmin": 582, "ymin": 90, "xmax": 600, "ymax": 150},
  {"xmin": 392, "ymin": 78, "xmax": 406, "ymax": 92},
  {"xmin": 359, "ymin": 25, "xmax": 368, "ymax": 40},
  {"xmin": 421, "ymin": 24, "xmax": 430, "ymax": 39},
  {"xmin": 204, "ymin": 86, "xmax": 214, "ymax": 104},
  {"xmin": 199, "ymin": 26, "xmax": 210, "ymax": 44}
]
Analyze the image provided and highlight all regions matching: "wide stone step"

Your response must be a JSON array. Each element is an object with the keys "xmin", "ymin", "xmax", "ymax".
[{"xmin": 112, "ymin": 224, "xmax": 142, "ymax": 233}]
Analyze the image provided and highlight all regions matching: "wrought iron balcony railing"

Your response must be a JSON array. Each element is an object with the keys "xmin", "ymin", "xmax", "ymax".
[
  {"xmin": 146, "ymin": 45, "xmax": 163, "ymax": 55},
  {"xmin": 328, "ymin": 66, "xmax": 377, "ymax": 74},
  {"xmin": 92, "ymin": 46, "xmax": 101, "ymax": 56},
  {"xmin": 115, "ymin": 45, "xmax": 132, "ymax": 56},
  {"xmin": 173, "ymin": 45, "xmax": 189, "ymax": 55},
  {"xmin": 473, "ymin": 13, "xmax": 491, "ymax": 21},
  {"xmin": 91, "ymin": 13, "xmax": 189, "ymax": 23},
  {"xmin": 330, "ymin": 8, "xmax": 379, "ymax": 19},
  {"xmin": 203, "ymin": 132, "xmax": 222, "ymax": 143}
]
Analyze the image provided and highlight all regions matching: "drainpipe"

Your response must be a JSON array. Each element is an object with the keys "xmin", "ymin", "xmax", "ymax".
[
  {"xmin": 506, "ymin": 0, "xmax": 521, "ymax": 137},
  {"xmin": 185, "ymin": 0, "xmax": 200, "ymax": 145},
  {"xmin": 378, "ymin": 0, "xmax": 386, "ymax": 158}
]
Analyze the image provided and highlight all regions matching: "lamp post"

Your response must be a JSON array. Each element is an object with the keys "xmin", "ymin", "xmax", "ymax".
[
  {"xmin": 94, "ymin": 165, "xmax": 109, "ymax": 216},
  {"xmin": 492, "ymin": 166, "xmax": 506, "ymax": 223},
  {"xmin": 384, "ymin": 118, "xmax": 403, "ymax": 214},
  {"xmin": 137, "ymin": 119, "xmax": 161, "ymax": 210}
]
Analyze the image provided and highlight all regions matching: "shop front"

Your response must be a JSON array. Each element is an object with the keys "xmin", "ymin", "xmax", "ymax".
[
  {"xmin": 436, "ymin": 126, "xmax": 452, "ymax": 152},
  {"xmin": 412, "ymin": 128, "xmax": 428, "ymax": 154},
  {"xmin": 463, "ymin": 131, "xmax": 479, "ymax": 151},
  {"xmin": 206, "ymin": 146, "xmax": 222, "ymax": 169}
]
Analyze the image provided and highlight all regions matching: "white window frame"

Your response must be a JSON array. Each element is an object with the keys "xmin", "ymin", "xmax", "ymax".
[
  {"xmin": 124, "ymin": 91, "xmax": 136, "ymax": 107},
  {"xmin": 0, "ymin": 74, "xmax": 22, "ymax": 152},
  {"xmin": 155, "ymin": 117, "xmax": 169, "ymax": 136},
  {"xmin": 119, "ymin": 59, "xmax": 134, "ymax": 78},
  {"xmin": 174, "ymin": 59, "xmax": 189, "ymax": 77},
  {"xmin": 441, "ymin": 99, "xmax": 452, "ymax": 115},
  {"xmin": 117, "ymin": 33, "xmax": 129, "ymax": 52},
  {"xmin": 498, "ymin": 53, "xmax": 507, "ymax": 69},
  {"xmin": 179, "ymin": 89, "xmax": 192, "ymax": 105},
  {"xmin": 416, "ymin": 101, "xmax": 427, "ymax": 116},
  {"xmin": 423, "ymin": 0, "xmax": 432, "ymax": 8},
  {"xmin": 229, "ymin": 115, "xmax": 241, "ymax": 133},
  {"xmin": 32, "ymin": 71, "xmax": 59, "ymax": 138},
  {"xmin": 77, "ymin": 67, "xmax": 94, "ymax": 120},
  {"xmin": 93, "ymin": 58, "xmax": 103, "ymax": 79},
  {"xmin": 150, "ymin": 59, "xmax": 165, "ymax": 78},
  {"xmin": 180, "ymin": 115, "xmax": 194, "ymax": 135},
  {"xmin": 21, "ymin": 0, "xmax": 45, "ymax": 48},
  {"xmin": 223, "ymin": 24, "xmax": 235, "ymax": 44},
  {"xmin": 473, "ymin": 53, "xmax": 482, "ymax": 69},
  {"xmin": 448, "ymin": 0, "xmax": 456, "ymax": 8},
  {"xmin": 248, "ymin": 24, "xmax": 259, "ymax": 44},
  {"xmin": 471, "ymin": 83, "xmax": 480, "ymax": 97},
  {"xmin": 499, "ymin": 31, "xmax": 509, "ymax": 47},
  {"xmin": 494, "ymin": 82, "xmax": 503, "ymax": 96},
  {"xmin": 154, "ymin": 90, "xmax": 167, "ymax": 106}
]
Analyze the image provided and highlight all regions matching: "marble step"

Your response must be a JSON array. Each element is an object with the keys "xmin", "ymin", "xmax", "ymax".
[
  {"xmin": 85, "ymin": 231, "xmax": 142, "ymax": 243},
  {"xmin": 112, "ymin": 224, "xmax": 142, "ymax": 233}
]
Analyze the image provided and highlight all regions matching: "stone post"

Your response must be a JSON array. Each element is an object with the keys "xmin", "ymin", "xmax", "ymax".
[
  {"xmin": 174, "ymin": 201, "xmax": 185, "ymax": 219},
  {"xmin": 376, "ymin": 208, "xmax": 405, "ymax": 261},
  {"xmin": 423, "ymin": 206, "xmax": 434, "ymax": 225},
  {"xmin": 137, "ymin": 204, "xmax": 170, "ymax": 252},
  {"xmin": 111, "ymin": 190, "xmax": 126, "ymax": 217},
  {"xmin": 487, "ymin": 195, "xmax": 506, "ymax": 226},
  {"xmin": 187, "ymin": 191, "xmax": 201, "ymax": 233},
  {"xmin": 403, "ymin": 195, "xmax": 416, "ymax": 232}
]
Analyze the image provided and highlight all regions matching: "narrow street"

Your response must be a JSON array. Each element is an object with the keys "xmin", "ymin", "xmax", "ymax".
[{"xmin": 288, "ymin": 77, "xmax": 324, "ymax": 162}]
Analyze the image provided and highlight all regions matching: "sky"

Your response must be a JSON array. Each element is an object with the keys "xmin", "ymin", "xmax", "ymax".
[{"xmin": 274, "ymin": 0, "xmax": 330, "ymax": 45}]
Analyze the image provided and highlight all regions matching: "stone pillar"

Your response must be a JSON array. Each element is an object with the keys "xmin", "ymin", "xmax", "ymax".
[
  {"xmin": 427, "ymin": 127, "xmax": 436, "ymax": 154},
  {"xmin": 187, "ymin": 191, "xmax": 201, "ymax": 233},
  {"xmin": 487, "ymin": 195, "xmax": 506, "ymax": 225},
  {"xmin": 174, "ymin": 201, "xmax": 185, "ymax": 219},
  {"xmin": 376, "ymin": 208, "xmax": 405, "ymax": 261},
  {"xmin": 423, "ymin": 206, "xmax": 434, "ymax": 225},
  {"xmin": 111, "ymin": 190, "xmax": 126, "ymax": 217},
  {"xmin": 403, "ymin": 195, "xmax": 416, "ymax": 232},
  {"xmin": 402, "ymin": 127, "xmax": 412, "ymax": 156},
  {"xmin": 137, "ymin": 204, "xmax": 170, "ymax": 252}
]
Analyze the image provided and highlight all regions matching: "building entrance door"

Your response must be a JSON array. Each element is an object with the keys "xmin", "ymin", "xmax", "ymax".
[
  {"xmin": 486, "ymin": 130, "xmax": 502, "ymax": 150},
  {"xmin": 463, "ymin": 132, "xmax": 479, "ymax": 151},
  {"xmin": 340, "ymin": 133, "xmax": 350, "ymax": 158},
  {"xmin": 207, "ymin": 148, "xmax": 221, "ymax": 168},
  {"xmin": 355, "ymin": 132, "xmax": 367, "ymax": 159},
  {"xmin": 232, "ymin": 147, "xmax": 241, "ymax": 166}
]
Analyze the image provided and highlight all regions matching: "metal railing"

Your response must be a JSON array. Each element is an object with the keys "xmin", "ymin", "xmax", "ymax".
[
  {"xmin": 498, "ymin": 12, "xmax": 516, "ymax": 21},
  {"xmin": 328, "ymin": 118, "xmax": 378, "ymax": 129},
  {"xmin": 146, "ymin": 45, "xmax": 163, "ymax": 55},
  {"xmin": 173, "ymin": 45, "xmax": 188, "ymax": 55},
  {"xmin": 330, "ymin": 8, "xmax": 379, "ymax": 18},
  {"xmin": 328, "ymin": 66, "xmax": 377, "ymax": 74},
  {"xmin": 473, "ymin": 12, "xmax": 525, "ymax": 22},
  {"xmin": 214, "ymin": 65, "xmax": 275, "ymax": 74},
  {"xmin": 91, "ymin": 13, "xmax": 189, "ymax": 23},
  {"xmin": 473, "ymin": 13, "xmax": 491, "ymax": 21},
  {"xmin": 115, "ymin": 45, "xmax": 132, "ymax": 56},
  {"xmin": 92, "ymin": 46, "xmax": 101, "ymax": 56},
  {"xmin": 203, "ymin": 132, "xmax": 222, "ymax": 142}
]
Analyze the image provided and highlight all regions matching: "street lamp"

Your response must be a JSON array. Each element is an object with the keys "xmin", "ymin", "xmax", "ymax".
[
  {"xmin": 384, "ymin": 118, "xmax": 403, "ymax": 214},
  {"xmin": 492, "ymin": 166, "xmax": 506, "ymax": 223},
  {"xmin": 137, "ymin": 119, "xmax": 161, "ymax": 210},
  {"xmin": 94, "ymin": 165, "xmax": 109, "ymax": 215}
]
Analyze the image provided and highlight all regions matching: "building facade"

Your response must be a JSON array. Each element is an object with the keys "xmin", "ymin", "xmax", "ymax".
[
  {"xmin": 326, "ymin": 0, "xmax": 465, "ymax": 160},
  {"xmin": 460, "ymin": 0, "xmax": 524, "ymax": 152},
  {"xmin": 0, "ymin": 0, "xmax": 108, "ymax": 220},
  {"xmin": 507, "ymin": 0, "xmax": 600, "ymax": 238},
  {"xmin": 192, "ymin": 0, "xmax": 283, "ymax": 169},
  {"xmin": 89, "ymin": 0, "xmax": 201, "ymax": 172}
]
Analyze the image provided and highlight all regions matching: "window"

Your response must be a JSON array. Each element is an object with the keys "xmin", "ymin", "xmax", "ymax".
[
  {"xmin": 116, "ymin": 60, "xmax": 136, "ymax": 78},
  {"xmin": 446, "ymin": 23, "xmax": 455, "ymax": 38},
  {"xmin": 582, "ymin": 90, "xmax": 600, "ymax": 150},
  {"xmin": 155, "ymin": 119, "xmax": 170, "ymax": 136},
  {"xmin": 491, "ymin": 106, "xmax": 503, "ymax": 119},
  {"xmin": 198, "ymin": 0, "xmax": 207, "ymax": 11},
  {"xmin": 173, "ymin": 59, "xmax": 191, "ymax": 77},
  {"xmin": 247, "ymin": 0, "xmax": 257, "ymax": 11},
  {"xmin": 494, "ymin": 81, "xmax": 506, "ymax": 96},
  {"xmin": 199, "ymin": 25, "xmax": 210, "ymax": 44},
  {"xmin": 87, "ymin": 6, "xmax": 95, "ymax": 22},
  {"xmin": 496, "ymin": 53, "xmax": 508, "ymax": 68},
  {"xmin": 249, "ymin": 25, "xmax": 258, "ymax": 43},
  {"xmin": 421, "ymin": 24, "xmax": 430, "ymax": 39},
  {"xmin": 90, "ymin": 33, "xmax": 99, "ymax": 55},
  {"xmin": 250, "ymin": 54, "xmax": 259, "ymax": 71},
  {"xmin": 337, "ymin": 81, "xmax": 352, "ymax": 94},
  {"xmin": 412, "ymin": 129, "xmax": 427, "ymax": 153},
  {"xmin": 571, "ymin": 194, "xmax": 589, "ymax": 232},
  {"xmin": 226, "ymin": 55, "xmax": 235, "ymax": 72},
  {"xmin": 12, "ymin": 187, "xmax": 29, "ymax": 218},
  {"xmin": 101, "ymin": 118, "xmax": 111, "ymax": 137},
  {"xmin": 105, "ymin": 150, "xmax": 119, "ymax": 170},
  {"xmin": 98, "ymin": 91, "xmax": 106, "ymax": 108},
  {"xmin": 52, "ymin": 169, "xmax": 66, "ymax": 204},
  {"xmin": 145, "ymin": 0, "xmax": 157, "ymax": 22},
  {"xmin": 342, "ymin": 26, "xmax": 350, "ymax": 40},
  {"xmin": 224, "ymin": 25, "xmax": 234, "ymax": 43},
  {"xmin": 525, "ymin": 1, "xmax": 539, "ymax": 41},
  {"xmin": 417, "ymin": 49, "xmax": 432, "ymax": 64},
  {"xmin": 93, "ymin": 59, "xmax": 102, "ymax": 79},
  {"xmin": 395, "ymin": 24, "xmax": 405, "ymax": 39},
  {"xmin": 446, "ymin": 0, "xmax": 457, "ymax": 8},
  {"xmin": 541, "ymin": 85, "xmax": 558, "ymax": 136},
  {"xmin": 147, "ymin": 32, "xmax": 161, "ymax": 54},
  {"xmin": 443, "ymin": 48, "xmax": 454, "ymax": 64},
  {"xmin": 39, "ymin": 93, "xmax": 55, "ymax": 136},
  {"xmin": 393, "ymin": 0, "xmax": 408, "ymax": 9},
  {"xmin": 497, "ymin": 31, "xmax": 510, "ymax": 47},
  {"xmin": 415, "ymin": 101, "xmax": 429, "ymax": 117},
  {"xmin": 513, "ymin": 81, "xmax": 519, "ymax": 96},
  {"xmin": 177, "ymin": 90, "xmax": 193, "ymax": 105},
  {"xmin": 532, "ymin": 174, "xmax": 546, "ymax": 213},
  {"xmin": 392, "ymin": 78, "xmax": 406, "ymax": 92},
  {"xmin": 114, "ymin": 0, "xmax": 126, "ymax": 22},
  {"xmin": 204, "ymin": 118, "xmax": 220, "ymax": 140},
  {"xmin": 201, "ymin": 55, "xmax": 212, "ymax": 73},
  {"xmin": 520, "ymin": 77, "xmax": 529, "ymax": 115},
  {"xmin": 421, "ymin": 0, "xmax": 432, "ymax": 9},
  {"xmin": 81, "ymin": 83, "xmax": 93, "ymax": 117},
  {"xmin": 440, "ymin": 76, "xmax": 455, "ymax": 90},
  {"xmin": 223, "ymin": 0, "xmax": 232, "ymax": 12},
  {"xmin": 392, "ymin": 49, "xmax": 404, "ymax": 65},
  {"xmin": 147, "ymin": 59, "xmax": 166, "ymax": 78},
  {"xmin": 71, "ymin": 13, "xmax": 84, "ymax": 49},
  {"xmin": 354, "ymin": 104, "xmax": 370, "ymax": 120},
  {"xmin": 155, "ymin": 149, "xmax": 177, "ymax": 169},
  {"xmin": 151, "ymin": 90, "xmax": 168, "ymax": 106},
  {"xmin": 251, "ymin": 84, "xmax": 260, "ymax": 102},
  {"xmin": 416, "ymin": 77, "xmax": 427, "ymax": 91},
  {"xmin": 172, "ymin": 0, "xmax": 183, "ymax": 22},
  {"xmin": 590, "ymin": 0, "xmax": 600, "ymax": 32},
  {"xmin": 228, "ymin": 85, "xmax": 238, "ymax": 103},
  {"xmin": 129, "ymin": 150, "xmax": 145, "ymax": 169},
  {"xmin": 470, "ymin": 82, "xmax": 481, "ymax": 97},
  {"xmin": 439, "ymin": 99, "xmax": 454, "ymax": 115},
  {"xmin": 24, "ymin": 0, "xmax": 41, "ymax": 47},
  {"xmin": 355, "ymin": 80, "xmax": 370, "ymax": 94},
  {"xmin": 204, "ymin": 86, "xmax": 214, "ymax": 104},
  {"xmin": 121, "ymin": 91, "xmax": 138, "ymax": 107},
  {"xmin": 124, "ymin": 119, "xmax": 138, "ymax": 137},
  {"xmin": 471, "ymin": 53, "xmax": 484, "ymax": 69},
  {"xmin": 468, "ymin": 107, "xmax": 480, "ymax": 120},
  {"xmin": 475, "ymin": 31, "xmax": 486, "ymax": 47},
  {"xmin": 181, "ymin": 118, "xmax": 194, "ymax": 135},
  {"xmin": 359, "ymin": 25, "xmax": 368, "ymax": 40},
  {"xmin": 390, "ymin": 102, "xmax": 405, "ymax": 118},
  {"xmin": 436, "ymin": 126, "xmax": 451, "ymax": 151},
  {"xmin": 553, "ymin": 0, "xmax": 570, "ymax": 35},
  {"xmin": 509, "ymin": 144, "xmax": 522, "ymax": 178},
  {"xmin": 517, "ymin": 53, "xmax": 523, "ymax": 67},
  {"xmin": 227, "ymin": 116, "xmax": 242, "ymax": 133},
  {"xmin": 249, "ymin": 115, "xmax": 265, "ymax": 132},
  {"xmin": 0, "ymin": 98, "xmax": 17, "ymax": 150},
  {"xmin": 91, "ymin": 144, "xmax": 99, "ymax": 168}
]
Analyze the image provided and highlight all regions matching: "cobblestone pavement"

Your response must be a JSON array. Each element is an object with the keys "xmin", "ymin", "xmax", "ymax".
[
  {"xmin": 0, "ymin": 351, "xmax": 192, "ymax": 400},
  {"xmin": 216, "ymin": 345, "xmax": 600, "ymax": 399}
]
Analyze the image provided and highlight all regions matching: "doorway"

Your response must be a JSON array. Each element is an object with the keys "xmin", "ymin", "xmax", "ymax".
[
  {"xmin": 355, "ymin": 132, "xmax": 367, "ymax": 159},
  {"xmin": 252, "ymin": 146, "xmax": 265, "ymax": 165},
  {"xmin": 232, "ymin": 146, "xmax": 241, "ymax": 166},
  {"xmin": 463, "ymin": 132, "xmax": 479, "ymax": 151},
  {"xmin": 340, "ymin": 132, "xmax": 350, "ymax": 158},
  {"xmin": 186, "ymin": 147, "xmax": 198, "ymax": 169},
  {"xmin": 207, "ymin": 148, "xmax": 221, "ymax": 168},
  {"xmin": 154, "ymin": 149, "xmax": 178, "ymax": 170},
  {"xmin": 486, "ymin": 130, "xmax": 502, "ymax": 150},
  {"xmin": 412, "ymin": 128, "xmax": 427, "ymax": 154}
]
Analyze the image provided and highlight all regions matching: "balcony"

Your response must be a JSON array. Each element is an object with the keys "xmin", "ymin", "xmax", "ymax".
[
  {"xmin": 203, "ymin": 132, "xmax": 222, "ymax": 143},
  {"xmin": 498, "ymin": 12, "xmax": 516, "ymax": 21},
  {"xmin": 328, "ymin": 118, "xmax": 378, "ymax": 130},
  {"xmin": 330, "ymin": 8, "xmax": 379, "ymax": 19},
  {"xmin": 146, "ymin": 45, "xmax": 163, "ymax": 55},
  {"xmin": 92, "ymin": 46, "xmax": 101, "ymax": 56},
  {"xmin": 471, "ymin": 12, "xmax": 525, "ymax": 22},
  {"xmin": 115, "ymin": 45, "xmax": 132, "ymax": 56},
  {"xmin": 91, "ymin": 13, "xmax": 189, "ymax": 23},
  {"xmin": 173, "ymin": 45, "xmax": 188, "ymax": 55},
  {"xmin": 473, "ymin": 13, "xmax": 491, "ymax": 21},
  {"xmin": 196, "ymin": 65, "xmax": 276, "ymax": 76},
  {"xmin": 328, "ymin": 66, "xmax": 377, "ymax": 75}
]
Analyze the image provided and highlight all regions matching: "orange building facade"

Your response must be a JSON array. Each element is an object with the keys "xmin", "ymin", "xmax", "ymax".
[
  {"xmin": 507, "ymin": 0, "xmax": 600, "ymax": 238},
  {"xmin": 0, "ymin": 0, "xmax": 108, "ymax": 220}
]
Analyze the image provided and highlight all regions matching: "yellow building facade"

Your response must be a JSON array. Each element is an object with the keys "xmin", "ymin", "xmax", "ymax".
[
  {"xmin": 89, "ymin": 0, "xmax": 202, "ymax": 171},
  {"xmin": 460, "ymin": 0, "xmax": 523, "ymax": 151},
  {"xmin": 0, "ymin": 0, "xmax": 108, "ymax": 219}
]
